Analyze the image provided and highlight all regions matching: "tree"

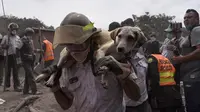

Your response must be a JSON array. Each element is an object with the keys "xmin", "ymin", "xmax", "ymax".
[
  {"xmin": 124, "ymin": 12, "xmax": 176, "ymax": 41},
  {"xmin": 0, "ymin": 15, "xmax": 53, "ymax": 36}
]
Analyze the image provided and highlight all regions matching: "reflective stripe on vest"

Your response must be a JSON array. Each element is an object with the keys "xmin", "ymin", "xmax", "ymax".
[
  {"xmin": 152, "ymin": 54, "xmax": 176, "ymax": 86},
  {"xmin": 43, "ymin": 39, "xmax": 54, "ymax": 61}
]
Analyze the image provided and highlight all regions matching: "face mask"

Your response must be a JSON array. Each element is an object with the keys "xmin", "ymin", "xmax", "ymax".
[
  {"xmin": 166, "ymin": 33, "xmax": 173, "ymax": 39},
  {"xmin": 11, "ymin": 30, "xmax": 17, "ymax": 35},
  {"xmin": 70, "ymin": 46, "xmax": 90, "ymax": 63}
]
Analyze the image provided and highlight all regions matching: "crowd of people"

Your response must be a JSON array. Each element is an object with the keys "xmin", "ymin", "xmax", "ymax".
[
  {"xmin": 0, "ymin": 8, "xmax": 200, "ymax": 112},
  {"xmin": 0, "ymin": 24, "xmax": 54, "ymax": 94}
]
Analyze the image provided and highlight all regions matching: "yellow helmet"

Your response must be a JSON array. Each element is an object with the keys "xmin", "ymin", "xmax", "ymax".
[{"xmin": 53, "ymin": 12, "xmax": 100, "ymax": 48}]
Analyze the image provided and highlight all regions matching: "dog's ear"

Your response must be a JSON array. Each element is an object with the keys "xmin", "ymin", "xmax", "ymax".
[
  {"xmin": 137, "ymin": 31, "xmax": 148, "ymax": 47},
  {"xmin": 110, "ymin": 28, "xmax": 121, "ymax": 40}
]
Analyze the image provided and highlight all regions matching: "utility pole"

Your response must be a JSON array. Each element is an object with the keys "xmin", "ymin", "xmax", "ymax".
[
  {"xmin": 1, "ymin": 0, "xmax": 7, "ymax": 92},
  {"xmin": 1, "ymin": 0, "xmax": 5, "ymax": 16}
]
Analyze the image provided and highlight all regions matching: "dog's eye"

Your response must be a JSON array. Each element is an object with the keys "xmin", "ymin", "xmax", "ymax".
[
  {"xmin": 128, "ymin": 35, "xmax": 135, "ymax": 41},
  {"xmin": 118, "ymin": 35, "xmax": 122, "ymax": 39}
]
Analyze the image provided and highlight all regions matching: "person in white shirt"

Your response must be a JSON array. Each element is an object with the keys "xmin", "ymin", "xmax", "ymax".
[{"xmin": 0, "ymin": 23, "xmax": 22, "ymax": 92}]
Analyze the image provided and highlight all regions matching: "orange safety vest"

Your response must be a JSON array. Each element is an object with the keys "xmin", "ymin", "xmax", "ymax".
[
  {"xmin": 152, "ymin": 54, "xmax": 176, "ymax": 86},
  {"xmin": 43, "ymin": 39, "xmax": 54, "ymax": 61}
]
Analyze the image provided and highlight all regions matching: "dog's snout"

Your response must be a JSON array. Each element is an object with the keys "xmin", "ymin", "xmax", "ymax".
[{"xmin": 118, "ymin": 47, "xmax": 125, "ymax": 53}]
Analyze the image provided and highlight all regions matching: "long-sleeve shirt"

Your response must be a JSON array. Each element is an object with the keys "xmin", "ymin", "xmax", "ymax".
[
  {"xmin": 20, "ymin": 36, "xmax": 35, "ymax": 61},
  {"xmin": 0, "ymin": 35, "xmax": 22, "ymax": 56},
  {"xmin": 123, "ymin": 51, "xmax": 148, "ymax": 107}
]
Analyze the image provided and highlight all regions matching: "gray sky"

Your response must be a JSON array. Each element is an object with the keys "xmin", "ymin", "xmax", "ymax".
[{"xmin": 1, "ymin": 0, "xmax": 200, "ymax": 29}]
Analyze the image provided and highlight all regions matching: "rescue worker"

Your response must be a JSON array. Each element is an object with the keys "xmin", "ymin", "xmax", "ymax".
[
  {"xmin": 0, "ymin": 23, "xmax": 22, "ymax": 92},
  {"xmin": 145, "ymin": 41, "xmax": 182, "ymax": 112},
  {"xmin": 38, "ymin": 37, "xmax": 54, "ymax": 68},
  {"xmin": 123, "ymin": 45, "xmax": 152, "ymax": 112},
  {"xmin": 173, "ymin": 9, "xmax": 200, "ymax": 112},
  {"xmin": 42, "ymin": 12, "xmax": 141, "ymax": 112},
  {"xmin": 160, "ymin": 23, "xmax": 185, "ymax": 84},
  {"xmin": 160, "ymin": 22, "xmax": 184, "ymax": 63},
  {"xmin": 20, "ymin": 28, "xmax": 40, "ymax": 95},
  {"xmin": 108, "ymin": 21, "xmax": 121, "ymax": 31},
  {"xmin": 0, "ymin": 33, "xmax": 4, "ymax": 86},
  {"xmin": 121, "ymin": 18, "xmax": 135, "ymax": 27}
]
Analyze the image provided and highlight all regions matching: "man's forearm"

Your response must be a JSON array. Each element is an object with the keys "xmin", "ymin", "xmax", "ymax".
[
  {"xmin": 181, "ymin": 48, "xmax": 200, "ymax": 62},
  {"xmin": 53, "ymin": 88, "xmax": 73, "ymax": 110},
  {"xmin": 119, "ymin": 76, "xmax": 141, "ymax": 101}
]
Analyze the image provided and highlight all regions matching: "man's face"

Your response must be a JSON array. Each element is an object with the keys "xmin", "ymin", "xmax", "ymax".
[
  {"xmin": 65, "ymin": 39, "xmax": 90, "ymax": 63},
  {"xmin": 184, "ymin": 12, "xmax": 199, "ymax": 30},
  {"xmin": 10, "ymin": 29, "xmax": 17, "ymax": 36},
  {"xmin": 166, "ymin": 32, "xmax": 174, "ymax": 39},
  {"xmin": 27, "ymin": 33, "xmax": 34, "ymax": 39}
]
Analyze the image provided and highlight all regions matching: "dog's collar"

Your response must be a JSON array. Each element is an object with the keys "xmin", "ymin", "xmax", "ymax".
[
  {"xmin": 124, "ymin": 52, "xmax": 132, "ymax": 60},
  {"xmin": 125, "ymin": 48, "xmax": 138, "ymax": 56},
  {"xmin": 125, "ymin": 49, "xmax": 144, "ymax": 61}
]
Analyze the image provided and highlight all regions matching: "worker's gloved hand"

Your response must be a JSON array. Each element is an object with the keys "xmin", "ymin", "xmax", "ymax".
[
  {"xmin": 95, "ymin": 56, "xmax": 123, "ymax": 75},
  {"xmin": 95, "ymin": 56, "xmax": 131, "ymax": 79}
]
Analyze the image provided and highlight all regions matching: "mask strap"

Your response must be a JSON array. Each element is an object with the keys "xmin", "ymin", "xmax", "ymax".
[{"xmin": 89, "ymin": 39, "xmax": 96, "ymax": 76}]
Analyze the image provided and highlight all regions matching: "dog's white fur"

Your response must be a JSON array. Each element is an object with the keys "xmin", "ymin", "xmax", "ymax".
[{"xmin": 96, "ymin": 26, "xmax": 147, "ymax": 60}]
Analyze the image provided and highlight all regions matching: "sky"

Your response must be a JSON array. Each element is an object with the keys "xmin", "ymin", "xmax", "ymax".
[{"xmin": 1, "ymin": 0, "xmax": 200, "ymax": 29}]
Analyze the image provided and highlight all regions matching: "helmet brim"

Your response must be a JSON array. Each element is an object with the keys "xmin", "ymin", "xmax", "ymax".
[{"xmin": 53, "ymin": 25, "xmax": 101, "ymax": 48}]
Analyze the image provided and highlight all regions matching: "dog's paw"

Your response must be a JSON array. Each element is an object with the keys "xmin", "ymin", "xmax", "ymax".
[
  {"xmin": 35, "ymin": 73, "xmax": 49, "ymax": 83},
  {"xmin": 45, "ymin": 75, "xmax": 55, "ymax": 87},
  {"xmin": 96, "ymin": 66, "xmax": 109, "ymax": 75}
]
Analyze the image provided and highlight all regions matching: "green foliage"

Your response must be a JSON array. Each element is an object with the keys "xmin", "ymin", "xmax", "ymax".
[
  {"xmin": 130, "ymin": 12, "xmax": 175, "ymax": 41},
  {"xmin": 0, "ymin": 15, "xmax": 54, "ymax": 36},
  {"xmin": 1, "ymin": 12, "xmax": 176, "ymax": 42}
]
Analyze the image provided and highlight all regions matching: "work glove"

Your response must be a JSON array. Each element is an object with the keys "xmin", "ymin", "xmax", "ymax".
[{"xmin": 95, "ymin": 56, "xmax": 131, "ymax": 79}]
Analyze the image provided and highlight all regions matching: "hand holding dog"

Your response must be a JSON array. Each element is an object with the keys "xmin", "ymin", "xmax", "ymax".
[{"xmin": 95, "ymin": 56, "xmax": 131, "ymax": 79}]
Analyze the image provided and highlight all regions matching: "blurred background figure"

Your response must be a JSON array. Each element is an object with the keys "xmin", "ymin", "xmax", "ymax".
[{"xmin": 108, "ymin": 21, "xmax": 121, "ymax": 31}]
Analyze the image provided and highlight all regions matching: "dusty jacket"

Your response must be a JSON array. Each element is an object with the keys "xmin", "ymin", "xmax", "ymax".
[
  {"xmin": 54, "ymin": 30, "xmax": 126, "ymax": 112},
  {"xmin": 124, "ymin": 51, "xmax": 148, "ymax": 106}
]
